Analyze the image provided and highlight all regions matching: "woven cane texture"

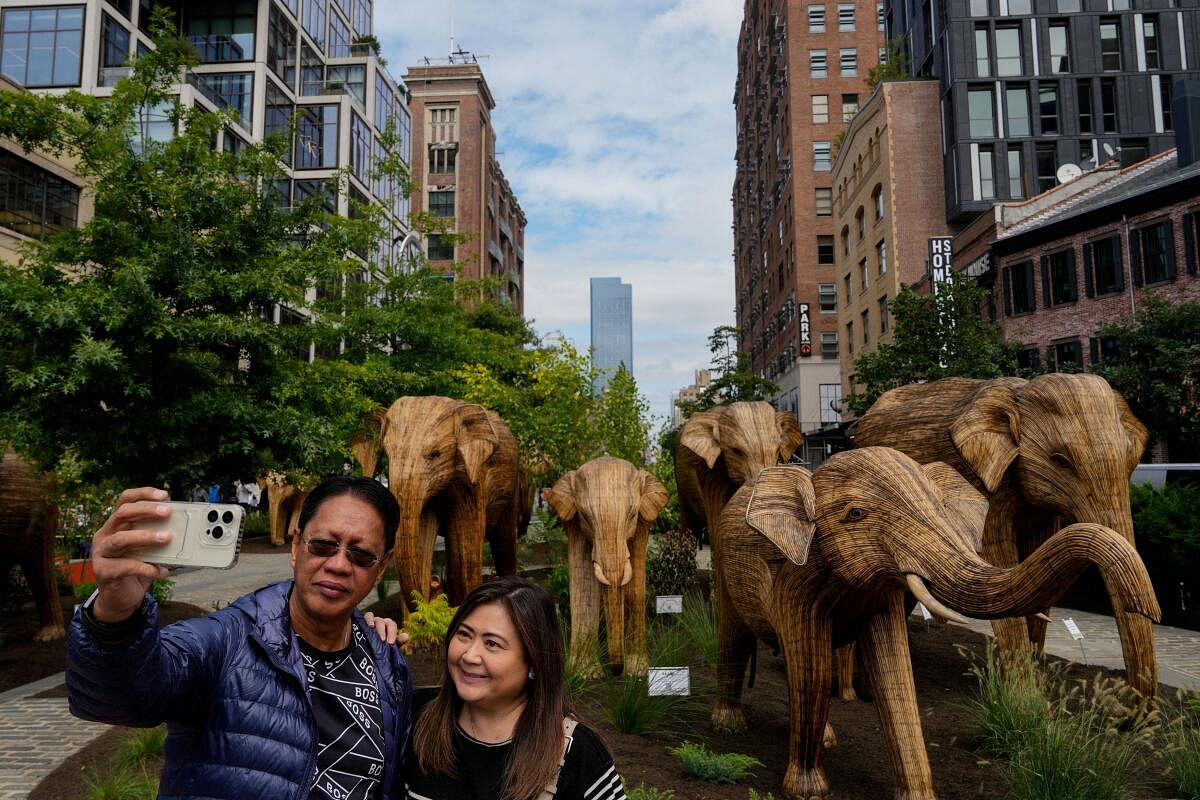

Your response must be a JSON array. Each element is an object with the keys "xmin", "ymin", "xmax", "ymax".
[
  {"xmin": 850, "ymin": 374, "xmax": 1159, "ymax": 698},
  {"xmin": 259, "ymin": 470, "xmax": 307, "ymax": 547},
  {"xmin": 544, "ymin": 456, "xmax": 668, "ymax": 677},
  {"xmin": 710, "ymin": 447, "xmax": 1160, "ymax": 800},
  {"xmin": 0, "ymin": 449, "xmax": 63, "ymax": 641}
]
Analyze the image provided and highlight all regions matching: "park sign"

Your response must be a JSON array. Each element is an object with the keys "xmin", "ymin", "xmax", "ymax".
[{"xmin": 798, "ymin": 303, "xmax": 812, "ymax": 357}]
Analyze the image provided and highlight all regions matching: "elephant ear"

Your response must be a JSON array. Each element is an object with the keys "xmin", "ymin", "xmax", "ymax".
[
  {"xmin": 921, "ymin": 462, "xmax": 988, "ymax": 554},
  {"xmin": 455, "ymin": 404, "xmax": 499, "ymax": 485},
  {"xmin": 679, "ymin": 411, "xmax": 722, "ymax": 469},
  {"xmin": 544, "ymin": 471, "xmax": 578, "ymax": 521},
  {"xmin": 745, "ymin": 465, "xmax": 816, "ymax": 566},
  {"xmin": 637, "ymin": 470, "xmax": 669, "ymax": 522},
  {"xmin": 949, "ymin": 382, "xmax": 1020, "ymax": 493},
  {"xmin": 1112, "ymin": 390, "xmax": 1149, "ymax": 474},
  {"xmin": 775, "ymin": 411, "xmax": 805, "ymax": 462}
]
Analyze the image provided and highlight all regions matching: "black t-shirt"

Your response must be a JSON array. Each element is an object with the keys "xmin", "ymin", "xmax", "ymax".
[
  {"xmin": 300, "ymin": 622, "xmax": 386, "ymax": 800},
  {"xmin": 404, "ymin": 721, "xmax": 625, "ymax": 800}
]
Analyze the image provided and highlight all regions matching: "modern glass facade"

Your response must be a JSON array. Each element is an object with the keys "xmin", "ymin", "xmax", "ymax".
[{"xmin": 590, "ymin": 277, "xmax": 633, "ymax": 393}]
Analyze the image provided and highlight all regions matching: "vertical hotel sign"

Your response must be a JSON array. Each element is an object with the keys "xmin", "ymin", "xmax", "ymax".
[
  {"xmin": 798, "ymin": 303, "xmax": 812, "ymax": 356},
  {"xmin": 928, "ymin": 237, "xmax": 953, "ymax": 294}
]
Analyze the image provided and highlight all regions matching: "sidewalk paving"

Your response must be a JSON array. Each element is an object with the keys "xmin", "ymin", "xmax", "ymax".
[{"xmin": 2, "ymin": 544, "xmax": 1197, "ymax": 799}]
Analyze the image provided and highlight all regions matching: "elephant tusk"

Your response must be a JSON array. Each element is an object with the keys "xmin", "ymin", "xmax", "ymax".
[
  {"xmin": 905, "ymin": 574, "xmax": 973, "ymax": 626},
  {"xmin": 1034, "ymin": 612, "xmax": 1053, "ymax": 623},
  {"xmin": 593, "ymin": 561, "xmax": 611, "ymax": 586},
  {"xmin": 620, "ymin": 560, "xmax": 633, "ymax": 587}
]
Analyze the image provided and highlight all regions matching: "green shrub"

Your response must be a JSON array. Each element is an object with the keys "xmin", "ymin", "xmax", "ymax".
[
  {"xmin": 1130, "ymin": 482, "xmax": 1200, "ymax": 573},
  {"xmin": 646, "ymin": 617, "xmax": 691, "ymax": 667},
  {"xmin": 83, "ymin": 764, "xmax": 157, "ymax": 800},
  {"xmin": 677, "ymin": 590, "xmax": 719, "ymax": 666},
  {"xmin": 75, "ymin": 580, "xmax": 98, "ymax": 602},
  {"xmin": 116, "ymin": 726, "xmax": 166, "ymax": 768},
  {"xmin": 149, "ymin": 578, "xmax": 173, "ymax": 604},
  {"xmin": 625, "ymin": 782, "xmax": 674, "ymax": 800},
  {"xmin": 242, "ymin": 511, "xmax": 270, "ymax": 538},
  {"xmin": 548, "ymin": 564, "xmax": 570, "ymax": 615},
  {"xmin": 747, "ymin": 790, "xmax": 775, "ymax": 800},
  {"xmin": 1006, "ymin": 704, "xmax": 1142, "ymax": 800},
  {"xmin": 962, "ymin": 643, "xmax": 1049, "ymax": 757},
  {"xmin": 668, "ymin": 741, "xmax": 762, "ymax": 784},
  {"xmin": 1165, "ymin": 720, "xmax": 1200, "ymax": 799},
  {"xmin": 603, "ymin": 674, "xmax": 697, "ymax": 735},
  {"xmin": 647, "ymin": 529, "xmax": 697, "ymax": 598},
  {"xmin": 401, "ymin": 591, "xmax": 457, "ymax": 653}
]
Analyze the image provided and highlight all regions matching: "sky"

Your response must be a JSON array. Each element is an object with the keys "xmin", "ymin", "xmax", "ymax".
[{"xmin": 377, "ymin": 1, "xmax": 743, "ymax": 424}]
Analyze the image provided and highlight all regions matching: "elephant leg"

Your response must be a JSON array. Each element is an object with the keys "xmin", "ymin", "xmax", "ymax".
[
  {"xmin": 777, "ymin": 598, "xmax": 834, "ymax": 800},
  {"xmin": 624, "ymin": 531, "xmax": 649, "ymax": 678},
  {"xmin": 858, "ymin": 592, "xmax": 935, "ymax": 800},
  {"xmin": 1015, "ymin": 512, "xmax": 1056, "ymax": 651},
  {"xmin": 485, "ymin": 519, "xmax": 518, "ymax": 578},
  {"xmin": 712, "ymin": 570, "xmax": 755, "ymax": 733},
  {"xmin": 834, "ymin": 643, "xmax": 858, "ymax": 701},
  {"xmin": 23, "ymin": 543, "xmax": 64, "ymax": 642},
  {"xmin": 567, "ymin": 528, "xmax": 602, "ymax": 680},
  {"xmin": 981, "ymin": 505, "xmax": 1037, "ymax": 662}
]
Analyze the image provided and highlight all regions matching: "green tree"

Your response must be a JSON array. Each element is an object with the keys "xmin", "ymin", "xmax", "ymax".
[
  {"xmin": 593, "ymin": 366, "xmax": 651, "ymax": 466},
  {"xmin": 844, "ymin": 271, "xmax": 1021, "ymax": 416},
  {"xmin": 1094, "ymin": 297, "xmax": 1200, "ymax": 460},
  {"xmin": 676, "ymin": 325, "xmax": 778, "ymax": 418},
  {"xmin": 866, "ymin": 36, "xmax": 912, "ymax": 89}
]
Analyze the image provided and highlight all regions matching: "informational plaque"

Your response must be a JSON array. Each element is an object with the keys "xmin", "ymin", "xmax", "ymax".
[
  {"xmin": 648, "ymin": 667, "xmax": 690, "ymax": 696},
  {"xmin": 917, "ymin": 603, "xmax": 933, "ymax": 621},
  {"xmin": 656, "ymin": 595, "xmax": 683, "ymax": 614},
  {"xmin": 1062, "ymin": 618, "xmax": 1085, "ymax": 640}
]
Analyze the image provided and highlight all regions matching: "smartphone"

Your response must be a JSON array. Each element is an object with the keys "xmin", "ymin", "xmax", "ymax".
[{"xmin": 131, "ymin": 502, "xmax": 246, "ymax": 569}]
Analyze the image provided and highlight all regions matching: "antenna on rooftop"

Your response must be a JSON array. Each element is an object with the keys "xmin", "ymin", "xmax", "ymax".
[{"xmin": 449, "ymin": 0, "xmax": 456, "ymax": 59}]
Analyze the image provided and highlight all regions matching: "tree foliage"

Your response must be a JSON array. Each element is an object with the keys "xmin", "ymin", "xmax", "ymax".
[
  {"xmin": 1094, "ymin": 297, "xmax": 1200, "ymax": 460},
  {"xmin": 0, "ymin": 19, "xmax": 533, "ymax": 490},
  {"xmin": 844, "ymin": 271, "xmax": 1021, "ymax": 416},
  {"xmin": 676, "ymin": 326, "xmax": 778, "ymax": 418},
  {"xmin": 866, "ymin": 36, "xmax": 913, "ymax": 89}
]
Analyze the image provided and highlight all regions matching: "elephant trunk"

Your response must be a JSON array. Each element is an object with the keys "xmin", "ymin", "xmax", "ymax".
[
  {"xmin": 603, "ymin": 582, "xmax": 626, "ymax": 673},
  {"xmin": 394, "ymin": 490, "xmax": 432, "ymax": 609}
]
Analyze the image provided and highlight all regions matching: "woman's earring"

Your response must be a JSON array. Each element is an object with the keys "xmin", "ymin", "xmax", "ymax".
[{"xmin": 527, "ymin": 670, "xmax": 535, "ymax": 680}]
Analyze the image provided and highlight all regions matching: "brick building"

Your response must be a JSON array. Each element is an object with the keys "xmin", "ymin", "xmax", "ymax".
[
  {"xmin": 733, "ymin": 0, "xmax": 884, "ymax": 435},
  {"xmin": 405, "ymin": 58, "xmax": 526, "ymax": 312},
  {"xmin": 830, "ymin": 79, "xmax": 957, "ymax": 400},
  {"xmin": 953, "ymin": 147, "xmax": 1199, "ymax": 376}
]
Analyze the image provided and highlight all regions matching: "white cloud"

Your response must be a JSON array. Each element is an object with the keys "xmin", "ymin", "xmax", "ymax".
[{"xmin": 379, "ymin": 1, "xmax": 738, "ymax": 423}]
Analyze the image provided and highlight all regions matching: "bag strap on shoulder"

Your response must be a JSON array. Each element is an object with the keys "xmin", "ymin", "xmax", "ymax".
[{"xmin": 537, "ymin": 717, "xmax": 578, "ymax": 800}]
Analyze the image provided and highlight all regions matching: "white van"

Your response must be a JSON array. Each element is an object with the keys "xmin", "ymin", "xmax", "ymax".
[{"xmin": 1130, "ymin": 463, "xmax": 1200, "ymax": 489}]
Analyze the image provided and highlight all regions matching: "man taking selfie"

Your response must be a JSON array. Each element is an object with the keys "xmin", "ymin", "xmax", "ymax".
[{"xmin": 67, "ymin": 476, "xmax": 411, "ymax": 800}]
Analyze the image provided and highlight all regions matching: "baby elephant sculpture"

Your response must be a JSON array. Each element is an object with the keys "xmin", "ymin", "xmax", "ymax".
[
  {"xmin": 259, "ymin": 472, "xmax": 308, "ymax": 547},
  {"xmin": 712, "ymin": 447, "xmax": 1160, "ymax": 800},
  {"xmin": 0, "ymin": 450, "xmax": 63, "ymax": 641},
  {"xmin": 544, "ymin": 456, "xmax": 668, "ymax": 677}
]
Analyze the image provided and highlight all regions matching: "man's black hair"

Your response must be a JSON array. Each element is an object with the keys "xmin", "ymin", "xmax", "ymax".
[{"xmin": 297, "ymin": 476, "xmax": 399, "ymax": 554}]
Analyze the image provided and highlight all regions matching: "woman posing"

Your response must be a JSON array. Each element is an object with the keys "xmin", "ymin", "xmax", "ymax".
[{"xmin": 405, "ymin": 576, "xmax": 626, "ymax": 800}]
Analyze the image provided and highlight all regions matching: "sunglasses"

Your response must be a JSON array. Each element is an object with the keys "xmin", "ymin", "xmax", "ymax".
[{"xmin": 300, "ymin": 533, "xmax": 385, "ymax": 569}]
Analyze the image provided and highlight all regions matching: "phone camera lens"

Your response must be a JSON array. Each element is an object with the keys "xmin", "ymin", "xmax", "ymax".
[
  {"xmin": 222, "ymin": 510, "xmax": 234, "ymax": 524},
  {"xmin": 207, "ymin": 509, "xmax": 219, "ymax": 523},
  {"xmin": 211, "ymin": 525, "xmax": 224, "ymax": 540}
]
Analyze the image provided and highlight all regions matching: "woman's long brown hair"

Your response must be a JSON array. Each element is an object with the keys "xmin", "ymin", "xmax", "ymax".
[{"xmin": 412, "ymin": 576, "xmax": 571, "ymax": 800}]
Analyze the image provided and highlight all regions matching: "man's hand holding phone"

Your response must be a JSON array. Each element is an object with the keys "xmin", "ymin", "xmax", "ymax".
[{"xmin": 90, "ymin": 488, "xmax": 174, "ymax": 624}]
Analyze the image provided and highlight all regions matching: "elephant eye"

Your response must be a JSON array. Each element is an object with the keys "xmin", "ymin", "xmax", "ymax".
[
  {"xmin": 1050, "ymin": 452, "xmax": 1074, "ymax": 469},
  {"xmin": 842, "ymin": 507, "xmax": 869, "ymax": 523},
  {"xmin": 426, "ymin": 449, "xmax": 441, "ymax": 460}
]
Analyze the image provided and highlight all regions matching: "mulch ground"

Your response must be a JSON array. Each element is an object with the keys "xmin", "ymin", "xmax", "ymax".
[{"xmin": 8, "ymin": 585, "xmax": 1184, "ymax": 799}]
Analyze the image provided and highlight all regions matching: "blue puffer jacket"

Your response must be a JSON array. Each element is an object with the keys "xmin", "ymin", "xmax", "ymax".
[{"xmin": 66, "ymin": 580, "xmax": 412, "ymax": 800}]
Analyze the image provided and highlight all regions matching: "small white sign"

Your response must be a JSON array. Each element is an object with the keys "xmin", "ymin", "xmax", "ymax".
[
  {"xmin": 917, "ymin": 603, "xmax": 933, "ymax": 621},
  {"xmin": 656, "ymin": 595, "xmax": 683, "ymax": 614},
  {"xmin": 647, "ymin": 667, "xmax": 690, "ymax": 696},
  {"xmin": 1062, "ymin": 618, "xmax": 1085, "ymax": 640}
]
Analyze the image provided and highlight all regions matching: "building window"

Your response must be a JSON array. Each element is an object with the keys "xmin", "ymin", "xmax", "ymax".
[
  {"xmin": 1100, "ymin": 78, "xmax": 1118, "ymax": 133},
  {"xmin": 872, "ymin": 185, "xmax": 884, "ymax": 220},
  {"xmin": 1161, "ymin": 75, "xmax": 1174, "ymax": 131},
  {"xmin": 300, "ymin": 42, "xmax": 323, "ymax": 95},
  {"xmin": 429, "ymin": 145, "xmax": 456, "ymax": 174},
  {"xmin": 267, "ymin": 3, "xmax": 298, "ymax": 88},
  {"xmin": 1035, "ymin": 142, "xmax": 1056, "ymax": 193},
  {"xmin": 814, "ymin": 141, "xmax": 832, "ymax": 171},
  {"xmin": 975, "ymin": 26, "xmax": 990, "ymax": 76},
  {"xmin": 1007, "ymin": 0, "xmax": 1032, "ymax": 14},
  {"xmin": 1042, "ymin": 248, "xmax": 1078, "ymax": 305},
  {"xmin": 1100, "ymin": 18, "xmax": 1121, "ymax": 71},
  {"xmin": 426, "ymin": 189, "xmax": 455, "ymax": 218},
  {"xmin": 846, "ymin": 321, "xmax": 854, "ymax": 354},
  {"xmin": 842, "ymin": 93, "xmax": 859, "ymax": 122},
  {"xmin": 969, "ymin": 87, "xmax": 994, "ymax": 138},
  {"xmin": 812, "ymin": 94, "xmax": 829, "ymax": 124},
  {"xmin": 810, "ymin": 49, "xmax": 827, "ymax": 77},
  {"xmin": 861, "ymin": 309, "xmax": 870, "ymax": 344},
  {"xmin": 349, "ymin": 111, "xmax": 371, "ymax": 186},
  {"xmin": 184, "ymin": 0, "xmax": 256, "ymax": 63},
  {"xmin": 844, "ymin": 273, "xmax": 852, "ymax": 305},
  {"xmin": 265, "ymin": 81, "xmax": 294, "ymax": 165},
  {"xmin": 1006, "ymin": 85, "xmax": 1030, "ymax": 136},
  {"xmin": 815, "ymin": 188, "xmax": 832, "ymax": 216},
  {"xmin": 808, "ymin": 5, "xmax": 826, "ymax": 33},
  {"xmin": 303, "ymin": 0, "xmax": 326, "ymax": 47},
  {"xmin": 877, "ymin": 2, "xmax": 885, "ymax": 30},
  {"xmin": 841, "ymin": 226, "xmax": 850, "ymax": 256},
  {"xmin": 1090, "ymin": 335, "xmax": 1124, "ymax": 366},
  {"xmin": 326, "ymin": 63, "xmax": 365, "ymax": 104},
  {"xmin": 1004, "ymin": 260, "xmax": 1036, "ymax": 314},
  {"xmin": 295, "ymin": 103, "xmax": 338, "ymax": 169},
  {"xmin": 1038, "ymin": 83, "xmax": 1059, "ymax": 135},
  {"xmin": 1143, "ymin": 15, "xmax": 1160, "ymax": 70},
  {"xmin": 839, "ymin": 48, "xmax": 858, "ymax": 77},
  {"xmin": 1051, "ymin": 340, "xmax": 1082, "ymax": 371},
  {"xmin": 98, "ymin": 13, "xmax": 129, "ymax": 87},
  {"xmin": 1007, "ymin": 146, "xmax": 1024, "ymax": 198},
  {"xmin": 192, "ymin": 72, "xmax": 254, "ymax": 126},
  {"xmin": 1132, "ymin": 220, "xmax": 1176, "ymax": 284},
  {"xmin": 817, "ymin": 235, "xmax": 835, "ymax": 264},
  {"xmin": 427, "ymin": 233, "xmax": 455, "ymax": 261},
  {"xmin": 838, "ymin": 3, "xmax": 856, "ymax": 30},
  {"xmin": 876, "ymin": 239, "xmax": 888, "ymax": 274},
  {"xmin": 1016, "ymin": 347, "xmax": 1040, "ymax": 371},
  {"xmin": 977, "ymin": 145, "xmax": 995, "ymax": 200},
  {"xmin": 1077, "ymin": 79, "xmax": 1093, "ymax": 134},
  {"xmin": 328, "ymin": 8, "xmax": 350, "ymax": 57},
  {"xmin": 995, "ymin": 27, "xmax": 1022, "ymax": 76},
  {"xmin": 352, "ymin": 0, "xmax": 371, "ymax": 36},
  {"xmin": 1048, "ymin": 22, "xmax": 1069, "ymax": 73},
  {"xmin": 819, "ymin": 283, "xmax": 838, "ymax": 311},
  {"xmin": 820, "ymin": 334, "xmax": 839, "ymax": 363},
  {"xmin": 0, "ymin": 6, "xmax": 84, "ymax": 88},
  {"xmin": 0, "ymin": 148, "xmax": 81, "ymax": 239},
  {"xmin": 859, "ymin": 257, "xmax": 869, "ymax": 290},
  {"xmin": 135, "ymin": 100, "xmax": 174, "ymax": 150},
  {"xmin": 1083, "ymin": 234, "xmax": 1124, "ymax": 296},
  {"xmin": 855, "ymin": 207, "xmax": 865, "ymax": 240},
  {"xmin": 820, "ymin": 383, "xmax": 842, "ymax": 422}
]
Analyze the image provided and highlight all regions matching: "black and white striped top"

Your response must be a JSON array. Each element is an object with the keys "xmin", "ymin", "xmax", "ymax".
[{"xmin": 404, "ymin": 722, "xmax": 626, "ymax": 800}]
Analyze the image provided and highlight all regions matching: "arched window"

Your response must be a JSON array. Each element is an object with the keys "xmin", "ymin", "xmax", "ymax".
[{"xmin": 872, "ymin": 184, "xmax": 885, "ymax": 220}]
